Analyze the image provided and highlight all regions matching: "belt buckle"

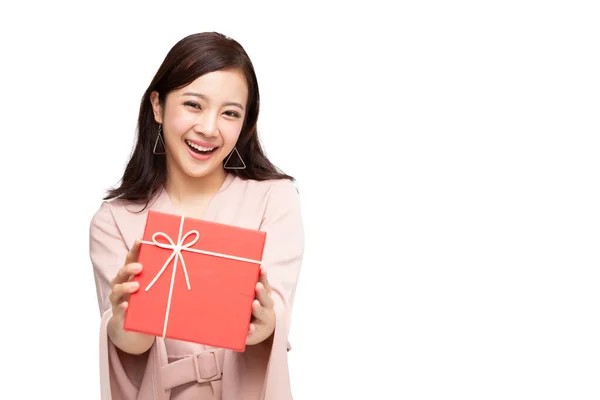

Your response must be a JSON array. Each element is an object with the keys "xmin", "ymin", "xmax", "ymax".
[{"xmin": 193, "ymin": 349, "xmax": 222, "ymax": 383}]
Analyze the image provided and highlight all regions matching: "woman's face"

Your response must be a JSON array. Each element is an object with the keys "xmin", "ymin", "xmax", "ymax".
[{"xmin": 150, "ymin": 69, "xmax": 248, "ymax": 180}]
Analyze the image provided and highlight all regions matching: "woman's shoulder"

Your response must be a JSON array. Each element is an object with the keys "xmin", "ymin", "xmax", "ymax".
[
  {"xmin": 90, "ymin": 199, "xmax": 152, "ymax": 252},
  {"xmin": 231, "ymin": 176, "xmax": 300, "ymax": 206},
  {"xmin": 233, "ymin": 176, "xmax": 299, "ymax": 195},
  {"xmin": 89, "ymin": 195, "xmax": 159, "ymax": 245},
  {"xmin": 91, "ymin": 195, "xmax": 158, "ymax": 220}
]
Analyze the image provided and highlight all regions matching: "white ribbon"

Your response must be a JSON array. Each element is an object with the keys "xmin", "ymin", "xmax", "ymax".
[{"xmin": 140, "ymin": 215, "xmax": 262, "ymax": 338}]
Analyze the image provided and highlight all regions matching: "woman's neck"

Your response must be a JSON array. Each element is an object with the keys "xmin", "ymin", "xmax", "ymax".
[{"xmin": 164, "ymin": 165, "xmax": 228, "ymax": 206}]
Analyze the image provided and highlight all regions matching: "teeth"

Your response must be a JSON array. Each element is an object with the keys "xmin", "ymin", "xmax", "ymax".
[{"xmin": 186, "ymin": 140, "xmax": 215, "ymax": 151}]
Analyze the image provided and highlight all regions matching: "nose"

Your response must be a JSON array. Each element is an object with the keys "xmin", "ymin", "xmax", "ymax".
[{"xmin": 194, "ymin": 112, "xmax": 219, "ymax": 137}]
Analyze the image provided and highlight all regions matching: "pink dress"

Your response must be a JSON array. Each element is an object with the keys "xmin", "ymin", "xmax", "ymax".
[{"xmin": 89, "ymin": 174, "xmax": 304, "ymax": 399}]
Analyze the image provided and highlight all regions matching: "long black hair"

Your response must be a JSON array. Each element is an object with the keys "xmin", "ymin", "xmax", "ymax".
[{"xmin": 104, "ymin": 32, "xmax": 292, "ymax": 205}]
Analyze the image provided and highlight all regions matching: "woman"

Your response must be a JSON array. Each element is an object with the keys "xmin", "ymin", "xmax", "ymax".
[{"xmin": 89, "ymin": 32, "xmax": 304, "ymax": 400}]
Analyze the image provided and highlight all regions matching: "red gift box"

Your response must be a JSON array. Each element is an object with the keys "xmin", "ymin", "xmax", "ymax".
[{"xmin": 123, "ymin": 210, "xmax": 266, "ymax": 352}]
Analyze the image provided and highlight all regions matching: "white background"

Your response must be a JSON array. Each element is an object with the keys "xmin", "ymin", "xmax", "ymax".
[{"xmin": 1, "ymin": 1, "xmax": 599, "ymax": 399}]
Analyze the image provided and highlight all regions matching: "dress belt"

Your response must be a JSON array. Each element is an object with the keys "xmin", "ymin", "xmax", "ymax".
[{"xmin": 162, "ymin": 348, "xmax": 224, "ymax": 390}]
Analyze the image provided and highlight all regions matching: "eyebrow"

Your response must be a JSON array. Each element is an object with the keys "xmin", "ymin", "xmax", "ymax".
[{"xmin": 182, "ymin": 92, "xmax": 245, "ymax": 110}]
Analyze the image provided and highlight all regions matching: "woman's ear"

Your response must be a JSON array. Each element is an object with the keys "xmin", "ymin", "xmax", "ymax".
[{"xmin": 149, "ymin": 91, "xmax": 163, "ymax": 123}]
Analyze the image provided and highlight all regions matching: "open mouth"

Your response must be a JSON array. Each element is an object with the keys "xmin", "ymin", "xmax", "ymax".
[{"xmin": 185, "ymin": 139, "xmax": 218, "ymax": 155}]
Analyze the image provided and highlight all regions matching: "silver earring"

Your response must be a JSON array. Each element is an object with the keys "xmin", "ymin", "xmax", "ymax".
[
  {"xmin": 223, "ymin": 147, "xmax": 246, "ymax": 169},
  {"xmin": 153, "ymin": 124, "xmax": 166, "ymax": 155}
]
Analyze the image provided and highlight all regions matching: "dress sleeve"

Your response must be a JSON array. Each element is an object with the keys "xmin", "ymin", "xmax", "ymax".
[
  {"xmin": 89, "ymin": 202, "xmax": 167, "ymax": 400},
  {"xmin": 222, "ymin": 179, "xmax": 305, "ymax": 400},
  {"xmin": 259, "ymin": 179, "xmax": 305, "ymax": 341},
  {"xmin": 90, "ymin": 202, "xmax": 129, "ymax": 315}
]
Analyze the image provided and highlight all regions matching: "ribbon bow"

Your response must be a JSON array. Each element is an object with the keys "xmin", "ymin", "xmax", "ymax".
[{"xmin": 145, "ymin": 227, "xmax": 199, "ymax": 293}]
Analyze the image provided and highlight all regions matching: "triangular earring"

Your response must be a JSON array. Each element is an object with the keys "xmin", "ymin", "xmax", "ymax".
[
  {"xmin": 223, "ymin": 147, "xmax": 246, "ymax": 169},
  {"xmin": 153, "ymin": 124, "xmax": 166, "ymax": 155}
]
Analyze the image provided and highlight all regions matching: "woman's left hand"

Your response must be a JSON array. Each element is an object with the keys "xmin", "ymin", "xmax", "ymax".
[{"xmin": 246, "ymin": 268, "xmax": 276, "ymax": 345}]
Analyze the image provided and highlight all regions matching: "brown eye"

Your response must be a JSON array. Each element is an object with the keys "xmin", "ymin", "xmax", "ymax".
[
  {"xmin": 224, "ymin": 111, "xmax": 241, "ymax": 118},
  {"xmin": 184, "ymin": 101, "xmax": 201, "ymax": 109}
]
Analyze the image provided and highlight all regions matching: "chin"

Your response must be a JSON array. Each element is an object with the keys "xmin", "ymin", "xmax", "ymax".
[
  {"xmin": 183, "ymin": 163, "xmax": 223, "ymax": 179},
  {"xmin": 175, "ymin": 145, "xmax": 227, "ymax": 178}
]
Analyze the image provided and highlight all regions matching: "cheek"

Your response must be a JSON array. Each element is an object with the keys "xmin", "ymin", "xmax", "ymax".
[
  {"xmin": 166, "ymin": 109, "xmax": 196, "ymax": 137},
  {"xmin": 220, "ymin": 122, "xmax": 243, "ymax": 147}
]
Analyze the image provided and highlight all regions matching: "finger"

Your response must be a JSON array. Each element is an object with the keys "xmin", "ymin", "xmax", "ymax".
[
  {"xmin": 109, "ymin": 281, "xmax": 140, "ymax": 306},
  {"xmin": 111, "ymin": 262, "xmax": 142, "ymax": 286},
  {"xmin": 258, "ymin": 268, "xmax": 272, "ymax": 294},
  {"xmin": 125, "ymin": 262, "xmax": 143, "ymax": 282},
  {"xmin": 125, "ymin": 239, "xmax": 142, "ymax": 265},
  {"xmin": 246, "ymin": 323, "xmax": 256, "ymax": 343},
  {"xmin": 255, "ymin": 282, "xmax": 274, "ymax": 309},
  {"xmin": 251, "ymin": 299, "xmax": 268, "ymax": 322},
  {"xmin": 246, "ymin": 321, "xmax": 271, "ymax": 345},
  {"xmin": 109, "ymin": 283, "xmax": 137, "ymax": 311},
  {"xmin": 247, "ymin": 322, "xmax": 262, "ymax": 338},
  {"xmin": 108, "ymin": 283, "xmax": 125, "ymax": 306},
  {"xmin": 113, "ymin": 301, "xmax": 129, "ymax": 318}
]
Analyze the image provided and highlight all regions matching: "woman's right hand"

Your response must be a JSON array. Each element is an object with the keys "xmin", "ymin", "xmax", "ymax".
[
  {"xmin": 107, "ymin": 239, "xmax": 156, "ymax": 355},
  {"xmin": 109, "ymin": 239, "xmax": 143, "ymax": 320}
]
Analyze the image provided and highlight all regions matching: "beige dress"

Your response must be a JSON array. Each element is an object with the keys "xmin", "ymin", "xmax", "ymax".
[{"xmin": 89, "ymin": 174, "xmax": 304, "ymax": 399}]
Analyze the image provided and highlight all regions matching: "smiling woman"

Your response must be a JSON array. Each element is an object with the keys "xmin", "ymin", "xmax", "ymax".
[{"xmin": 88, "ymin": 32, "xmax": 304, "ymax": 400}]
